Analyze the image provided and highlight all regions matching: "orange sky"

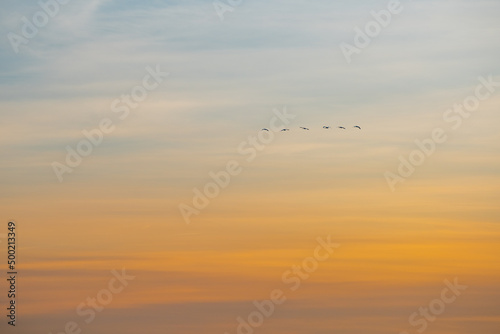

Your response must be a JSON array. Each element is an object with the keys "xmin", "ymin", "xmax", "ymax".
[{"xmin": 1, "ymin": 1, "xmax": 500, "ymax": 333}]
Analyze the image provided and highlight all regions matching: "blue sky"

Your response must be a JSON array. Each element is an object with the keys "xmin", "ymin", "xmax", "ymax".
[
  {"xmin": 0, "ymin": 0, "xmax": 498, "ymax": 194},
  {"xmin": 1, "ymin": 0, "xmax": 499, "ymax": 190}
]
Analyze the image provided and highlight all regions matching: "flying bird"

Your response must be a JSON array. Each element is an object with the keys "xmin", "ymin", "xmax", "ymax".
[
  {"xmin": 300, "ymin": 127, "xmax": 310, "ymax": 130},
  {"xmin": 338, "ymin": 126, "xmax": 346, "ymax": 130},
  {"xmin": 261, "ymin": 128, "xmax": 270, "ymax": 131},
  {"xmin": 281, "ymin": 129, "xmax": 290, "ymax": 132},
  {"xmin": 354, "ymin": 126, "xmax": 361, "ymax": 130}
]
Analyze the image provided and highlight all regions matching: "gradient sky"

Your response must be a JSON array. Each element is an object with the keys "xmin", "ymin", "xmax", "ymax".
[{"xmin": 1, "ymin": 0, "xmax": 499, "ymax": 333}]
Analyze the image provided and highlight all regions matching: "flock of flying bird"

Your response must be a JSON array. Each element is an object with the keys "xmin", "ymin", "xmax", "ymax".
[{"xmin": 262, "ymin": 125, "xmax": 362, "ymax": 132}]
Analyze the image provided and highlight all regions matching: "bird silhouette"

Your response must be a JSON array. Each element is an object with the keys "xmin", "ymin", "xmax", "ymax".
[{"xmin": 260, "ymin": 124, "xmax": 362, "ymax": 132}]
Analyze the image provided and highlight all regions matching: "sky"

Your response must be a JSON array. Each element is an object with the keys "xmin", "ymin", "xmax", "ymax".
[{"xmin": 0, "ymin": 0, "xmax": 499, "ymax": 333}]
